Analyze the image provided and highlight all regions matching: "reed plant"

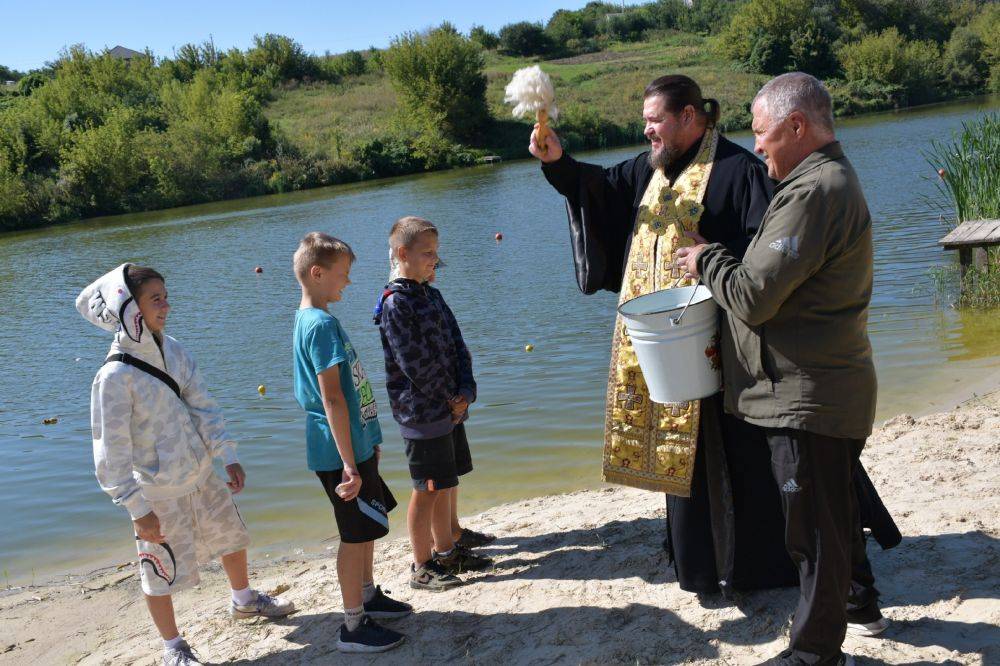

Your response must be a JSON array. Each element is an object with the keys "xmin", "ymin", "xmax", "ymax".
[{"xmin": 926, "ymin": 113, "xmax": 1000, "ymax": 308}]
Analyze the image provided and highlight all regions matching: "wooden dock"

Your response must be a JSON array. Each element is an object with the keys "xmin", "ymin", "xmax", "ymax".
[{"xmin": 939, "ymin": 219, "xmax": 1000, "ymax": 278}]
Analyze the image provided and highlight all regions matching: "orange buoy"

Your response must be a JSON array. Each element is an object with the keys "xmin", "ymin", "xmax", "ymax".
[
  {"xmin": 254, "ymin": 266, "xmax": 263, "ymax": 273},
  {"xmin": 495, "ymin": 232, "xmax": 503, "ymax": 241}
]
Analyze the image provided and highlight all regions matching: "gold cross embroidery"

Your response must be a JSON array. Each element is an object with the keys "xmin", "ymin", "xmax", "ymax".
[
  {"xmin": 617, "ymin": 384, "xmax": 644, "ymax": 411},
  {"xmin": 666, "ymin": 402, "xmax": 690, "ymax": 417}
]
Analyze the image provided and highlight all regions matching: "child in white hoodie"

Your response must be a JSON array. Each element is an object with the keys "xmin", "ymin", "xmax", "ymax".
[{"xmin": 78, "ymin": 263, "xmax": 293, "ymax": 666}]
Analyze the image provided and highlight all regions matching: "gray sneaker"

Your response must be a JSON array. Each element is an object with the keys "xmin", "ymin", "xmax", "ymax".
[
  {"xmin": 433, "ymin": 546, "xmax": 494, "ymax": 574},
  {"xmin": 230, "ymin": 590, "xmax": 296, "ymax": 619},
  {"xmin": 410, "ymin": 559, "xmax": 463, "ymax": 591},
  {"xmin": 163, "ymin": 640, "xmax": 202, "ymax": 666}
]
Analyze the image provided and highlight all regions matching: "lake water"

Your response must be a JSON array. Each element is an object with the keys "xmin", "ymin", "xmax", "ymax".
[{"xmin": 1, "ymin": 97, "xmax": 998, "ymax": 586}]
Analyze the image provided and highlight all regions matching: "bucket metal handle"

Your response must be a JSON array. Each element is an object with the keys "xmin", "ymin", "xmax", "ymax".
[{"xmin": 669, "ymin": 278, "xmax": 701, "ymax": 327}]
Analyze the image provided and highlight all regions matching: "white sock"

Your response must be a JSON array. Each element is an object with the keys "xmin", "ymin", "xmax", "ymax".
[
  {"xmin": 362, "ymin": 581, "xmax": 376, "ymax": 603},
  {"xmin": 344, "ymin": 605, "xmax": 364, "ymax": 631},
  {"xmin": 231, "ymin": 586, "xmax": 255, "ymax": 606},
  {"xmin": 437, "ymin": 548, "xmax": 453, "ymax": 557},
  {"xmin": 163, "ymin": 635, "xmax": 185, "ymax": 650}
]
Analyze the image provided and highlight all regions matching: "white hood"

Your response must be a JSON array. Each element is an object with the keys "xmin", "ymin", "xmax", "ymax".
[{"xmin": 76, "ymin": 263, "xmax": 152, "ymax": 350}]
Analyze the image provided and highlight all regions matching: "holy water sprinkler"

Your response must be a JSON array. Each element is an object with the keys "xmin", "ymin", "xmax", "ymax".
[{"xmin": 504, "ymin": 66, "xmax": 558, "ymax": 153}]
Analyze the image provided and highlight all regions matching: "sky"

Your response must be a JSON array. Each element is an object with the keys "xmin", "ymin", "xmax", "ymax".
[{"xmin": 1, "ymin": 0, "xmax": 626, "ymax": 72}]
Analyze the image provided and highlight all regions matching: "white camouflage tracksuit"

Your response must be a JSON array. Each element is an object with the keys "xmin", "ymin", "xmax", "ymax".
[{"xmin": 77, "ymin": 264, "xmax": 250, "ymax": 595}]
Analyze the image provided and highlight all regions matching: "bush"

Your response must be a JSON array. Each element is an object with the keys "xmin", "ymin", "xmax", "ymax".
[
  {"xmin": 350, "ymin": 136, "xmax": 422, "ymax": 177},
  {"xmin": 838, "ymin": 27, "xmax": 941, "ymax": 104},
  {"xmin": 837, "ymin": 0, "xmax": 960, "ymax": 44},
  {"xmin": 384, "ymin": 25, "xmax": 488, "ymax": 142},
  {"xmin": 718, "ymin": 0, "xmax": 839, "ymax": 76},
  {"xmin": 321, "ymin": 50, "xmax": 367, "ymax": 80},
  {"xmin": 828, "ymin": 78, "xmax": 906, "ymax": 115},
  {"xmin": 642, "ymin": 0, "xmax": 688, "ymax": 31},
  {"xmin": 58, "ymin": 107, "xmax": 149, "ymax": 214},
  {"xmin": 680, "ymin": 0, "xmax": 745, "ymax": 35},
  {"xmin": 469, "ymin": 25, "xmax": 499, "ymax": 50},
  {"xmin": 498, "ymin": 22, "xmax": 553, "ymax": 57},
  {"xmin": 16, "ymin": 72, "xmax": 48, "ymax": 97},
  {"xmin": 245, "ymin": 34, "xmax": 317, "ymax": 81},
  {"xmin": 599, "ymin": 12, "xmax": 652, "ymax": 42}
]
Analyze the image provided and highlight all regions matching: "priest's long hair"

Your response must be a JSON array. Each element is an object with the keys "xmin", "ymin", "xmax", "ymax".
[{"xmin": 644, "ymin": 75, "xmax": 720, "ymax": 128}]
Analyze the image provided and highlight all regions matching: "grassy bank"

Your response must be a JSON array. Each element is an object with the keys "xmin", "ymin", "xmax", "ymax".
[{"xmin": 266, "ymin": 31, "xmax": 768, "ymax": 163}]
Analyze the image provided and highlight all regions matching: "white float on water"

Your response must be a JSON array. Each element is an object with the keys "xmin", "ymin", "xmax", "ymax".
[{"xmin": 617, "ymin": 284, "xmax": 721, "ymax": 404}]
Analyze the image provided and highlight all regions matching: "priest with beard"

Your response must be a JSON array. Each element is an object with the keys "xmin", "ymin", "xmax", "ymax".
[{"xmin": 530, "ymin": 75, "xmax": 797, "ymax": 596}]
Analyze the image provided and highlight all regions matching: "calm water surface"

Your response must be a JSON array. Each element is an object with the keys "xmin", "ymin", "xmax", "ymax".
[{"xmin": 2, "ymin": 98, "xmax": 998, "ymax": 584}]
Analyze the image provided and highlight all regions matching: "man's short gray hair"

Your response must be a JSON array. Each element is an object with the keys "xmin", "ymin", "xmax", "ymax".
[{"xmin": 753, "ymin": 72, "xmax": 834, "ymax": 133}]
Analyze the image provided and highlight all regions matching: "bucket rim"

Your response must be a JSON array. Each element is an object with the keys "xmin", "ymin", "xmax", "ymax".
[{"xmin": 617, "ymin": 285, "xmax": 714, "ymax": 318}]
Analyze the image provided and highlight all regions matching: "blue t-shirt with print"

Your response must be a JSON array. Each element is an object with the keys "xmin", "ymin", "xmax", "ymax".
[{"xmin": 293, "ymin": 307, "xmax": 382, "ymax": 471}]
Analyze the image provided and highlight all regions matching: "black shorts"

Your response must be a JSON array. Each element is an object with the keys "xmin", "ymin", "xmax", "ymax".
[
  {"xmin": 316, "ymin": 455, "xmax": 397, "ymax": 544},
  {"xmin": 404, "ymin": 423, "xmax": 473, "ymax": 492}
]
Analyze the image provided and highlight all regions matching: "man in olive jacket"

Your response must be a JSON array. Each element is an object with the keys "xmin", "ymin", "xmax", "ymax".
[{"xmin": 677, "ymin": 73, "xmax": 886, "ymax": 665}]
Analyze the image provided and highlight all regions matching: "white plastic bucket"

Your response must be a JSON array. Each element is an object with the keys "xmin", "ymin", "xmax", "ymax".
[{"xmin": 617, "ymin": 285, "xmax": 721, "ymax": 404}]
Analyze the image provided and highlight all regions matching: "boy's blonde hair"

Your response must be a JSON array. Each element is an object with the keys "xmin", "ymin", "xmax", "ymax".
[
  {"xmin": 389, "ymin": 216, "xmax": 438, "ymax": 251},
  {"xmin": 293, "ymin": 232, "xmax": 356, "ymax": 281},
  {"xmin": 388, "ymin": 216, "xmax": 438, "ymax": 280}
]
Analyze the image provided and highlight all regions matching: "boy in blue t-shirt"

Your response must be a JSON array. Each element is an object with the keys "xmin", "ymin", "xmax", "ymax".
[{"xmin": 292, "ymin": 232, "xmax": 409, "ymax": 654}]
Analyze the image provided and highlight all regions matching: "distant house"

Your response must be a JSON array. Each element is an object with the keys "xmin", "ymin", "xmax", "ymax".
[{"xmin": 107, "ymin": 45, "xmax": 146, "ymax": 62}]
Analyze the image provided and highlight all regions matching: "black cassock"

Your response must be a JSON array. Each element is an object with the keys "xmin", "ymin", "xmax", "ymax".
[
  {"xmin": 542, "ymin": 135, "xmax": 900, "ymax": 594},
  {"xmin": 543, "ymin": 134, "xmax": 796, "ymax": 593}
]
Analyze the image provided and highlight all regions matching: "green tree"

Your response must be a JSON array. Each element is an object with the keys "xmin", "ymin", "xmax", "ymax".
[
  {"xmin": 943, "ymin": 25, "xmax": 988, "ymax": 92},
  {"xmin": 469, "ymin": 25, "xmax": 499, "ymax": 50},
  {"xmin": 0, "ymin": 65, "xmax": 23, "ymax": 82},
  {"xmin": 498, "ymin": 22, "xmax": 552, "ymax": 56},
  {"xmin": 968, "ymin": 3, "xmax": 1000, "ymax": 91},
  {"xmin": 838, "ymin": 0, "xmax": 961, "ymax": 43},
  {"xmin": 719, "ymin": 0, "xmax": 839, "ymax": 75},
  {"xmin": 167, "ymin": 41, "xmax": 221, "ymax": 82},
  {"xmin": 546, "ymin": 10, "xmax": 595, "ymax": 44},
  {"xmin": 384, "ymin": 24, "xmax": 488, "ymax": 141}
]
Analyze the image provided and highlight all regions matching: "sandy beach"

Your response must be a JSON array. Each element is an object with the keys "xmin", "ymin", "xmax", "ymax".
[{"xmin": 2, "ymin": 391, "xmax": 998, "ymax": 665}]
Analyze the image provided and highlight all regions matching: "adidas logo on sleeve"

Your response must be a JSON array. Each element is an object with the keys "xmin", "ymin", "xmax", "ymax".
[{"xmin": 769, "ymin": 236, "xmax": 800, "ymax": 259}]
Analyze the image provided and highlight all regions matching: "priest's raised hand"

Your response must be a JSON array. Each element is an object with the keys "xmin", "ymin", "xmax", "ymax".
[{"xmin": 529, "ymin": 124, "xmax": 563, "ymax": 163}]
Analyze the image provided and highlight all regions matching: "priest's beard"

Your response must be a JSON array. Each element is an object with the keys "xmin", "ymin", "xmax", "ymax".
[{"xmin": 648, "ymin": 142, "xmax": 680, "ymax": 172}]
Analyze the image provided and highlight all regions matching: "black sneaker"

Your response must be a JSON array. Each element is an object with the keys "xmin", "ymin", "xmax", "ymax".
[
  {"xmin": 456, "ymin": 527, "xmax": 496, "ymax": 549},
  {"xmin": 364, "ymin": 585, "xmax": 413, "ymax": 619},
  {"xmin": 756, "ymin": 649, "xmax": 854, "ymax": 665},
  {"xmin": 336, "ymin": 616, "xmax": 405, "ymax": 653},
  {"xmin": 847, "ymin": 604, "xmax": 890, "ymax": 637},
  {"xmin": 433, "ymin": 545, "xmax": 494, "ymax": 574},
  {"xmin": 410, "ymin": 559, "xmax": 463, "ymax": 591}
]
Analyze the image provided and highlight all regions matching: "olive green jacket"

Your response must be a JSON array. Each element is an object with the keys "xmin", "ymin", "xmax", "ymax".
[{"xmin": 697, "ymin": 142, "xmax": 877, "ymax": 439}]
